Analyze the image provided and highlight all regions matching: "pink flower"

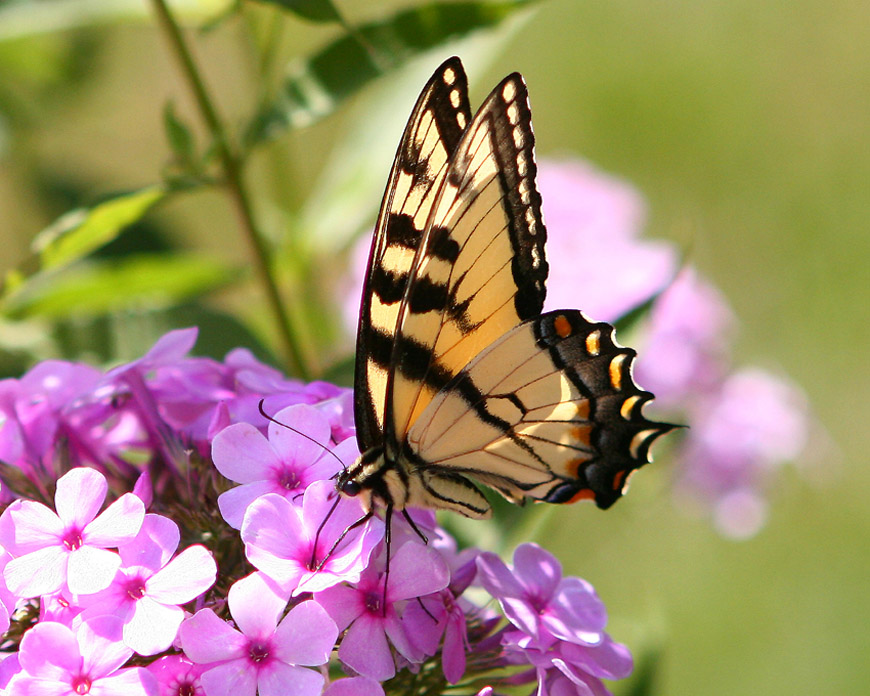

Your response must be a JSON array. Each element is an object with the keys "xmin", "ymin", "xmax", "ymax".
[
  {"xmin": 213, "ymin": 404, "xmax": 355, "ymax": 529},
  {"xmin": 634, "ymin": 267, "xmax": 734, "ymax": 405},
  {"xmin": 476, "ymin": 544, "xmax": 607, "ymax": 648},
  {"xmin": 316, "ymin": 542, "xmax": 450, "ymax": 681},
  {"xmin": 536, "ymin": 158, "xmax": 676, "ymax": 323},
  {"xmin": 78, "ymin": 514, "xmax": 217, "ymax": 655},
  {"xmin": 0, "ymin": 467, "xmax": 145, "ymax": 597},
  {"xmin": 147, "ymin": 654, "xmax": 206, "ymax": 696},
  {"xmin": 9, "ymin": 615, "xmax": 156, "ymax": 696},
  {"xmin": 179, "ymin": 573, "xmax": 337, "ymax": 696},
  {"xmin": 674, "ymin": 368, "xmax": 809, "ymax": 538},
  {"xmin": 241, "ymin": 480, "xmax": 383, "ymax": 595}
]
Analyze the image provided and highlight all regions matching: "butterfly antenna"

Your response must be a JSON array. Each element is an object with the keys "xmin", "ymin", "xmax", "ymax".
[
  {"xmin": 310, "ymin": 494, "xmax": 342, "ymax": 570},
  {"xmin": 258, "ymin": 399, "xmax": 347, "ymax": 472}
]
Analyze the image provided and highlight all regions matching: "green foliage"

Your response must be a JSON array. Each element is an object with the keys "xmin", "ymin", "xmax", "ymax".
[
  {"xmin": 251, "ymin": 0, "xmax": 342, "ymax": 23},
  {"xmin": 31, "ymin": 187, "xmax": 166, "ymax": 271},
  {"xmin": 247, "ymin": 0, "xmax": 537, "ymax": 140},
  {"xmin": 0, "ymin": 0, "xmax": 531, "ymax": 369},
  {"xmin": 2, "ymin": 254, "xmax": 237, "ymax": 320}
]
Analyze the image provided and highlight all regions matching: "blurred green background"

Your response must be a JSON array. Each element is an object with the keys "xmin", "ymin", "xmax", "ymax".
[{"xmin": 0, "ymin": 0, "xmax": 867, "ymax": 694}]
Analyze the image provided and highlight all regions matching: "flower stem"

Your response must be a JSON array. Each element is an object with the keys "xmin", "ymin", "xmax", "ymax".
[{"xmin": 149, "ymin": 0, "xmax": 311, "ymax": 379}]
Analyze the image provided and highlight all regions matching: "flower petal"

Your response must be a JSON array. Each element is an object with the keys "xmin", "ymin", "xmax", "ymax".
[
  {"xmin": 179, "ymin": 609, "xmax": 246, "ymax": 664},
  {"xmin": 386, "ymin": 542, "xmax": 449, "ymax": 601},
  {"xmin": 199, "ymin": 661, "xmax": 257, "ymax": 696},
  {"xmin": 83, "ymin": 493, "xmax": 145, "ymax": 548},
  {"xmin": 268, "ymin": 405, "xmax": 331, "ymax": 466},
  {"xmin": 0, "ymin": 500, "xmax": 64, "ymax": 555},
  {"xmin": 146, "ymin": 545, "xmax": 216, "ymax": 605},
  {"xmin": 273, "ymin": 601, "xmax": 337, "ymax": 666},
  {"xmin": 18, "ymin": 621, "xmax": 80, "ymax": 681},
  {"xmin": 88, "ymin": 666, "xmax": 158, "ymax": 696},
  {"xmin": 258, "ymin": 663, "xmax": 323, "ymax": 696},
  {"xmin": 212, "ymin": 423, "xmax": 279, "ymax": 484},
  {"xmin": 118, "ymin": 514, "xmax": 180, "ymax": 571},
  {"xmin": 218, "ymin": 481, "xmax": 274, "ymax": 530},
  {"xmin": 124, "ymin": 597, "xmax": 184, "ymax": 656},
  {"xmin": 228, "ymin": 573, "xmax": 285, "ymax": 640},
  {"xmin": 67, "ymin": 546, "xmax": 121, "ymax": 595},
  {"xmin": 78, "ymin": 615, "xmax": 132, "ymax": 678},
  {"xmin": 476, "ymin": 552, "xmax": 524, "ymax": 600},
  {"xmin": 241, "ymin": 495, "xmax": 307, "ymax": 586},
  {"xmin": 6, "ymin": 544, "xmax": 68, "ymax": 598},
  {"xmin": 513, "ymin": 543, "xmax": 562, "ymax": 599},
  {"xmin": 313, "ymin": 584, "xmax": 364, "ymax": 631},
  {"xmin": 54, "ymin": 468, "xmax": 107, "ymax": 529},
  {"xmin": 338, "ymin": 615, "xmax": 394, "ymax": 681}
]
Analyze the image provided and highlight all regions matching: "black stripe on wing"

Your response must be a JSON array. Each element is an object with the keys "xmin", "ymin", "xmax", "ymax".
[
  {"xmin": 386, "ymin": 73, "xmax": 549, "ymax": 444},
  {"xmin": 354, "ymin": 57, "xmax": 472, "ymax": 453}
]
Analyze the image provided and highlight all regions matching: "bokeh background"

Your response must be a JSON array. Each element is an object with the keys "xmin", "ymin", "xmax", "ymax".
[{"xmin": 0, "ymin": 1, "xmax": 867, "ymax": 694}]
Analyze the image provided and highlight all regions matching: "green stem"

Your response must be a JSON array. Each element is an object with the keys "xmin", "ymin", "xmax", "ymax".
[{"xmin": 150, "ymin": 0, "xmax": 311, "ymax": 379}]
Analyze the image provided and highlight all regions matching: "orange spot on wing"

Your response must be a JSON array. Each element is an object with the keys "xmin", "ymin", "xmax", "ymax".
[
  {"xmin": 553, "ymin": 315, "xmax": 572, "ymax": 338},
  {"xmin": 570, "ymin": 424, "xmax": 593, "ymax": 447},
  {"xmin": 568, "ymin": 488, "xmax": 596, "ymax": 504},
  {"xmin": 566, "ymin": 456, "xmax": 590, "ymax": 478},
  {"xmin": 573, "ymin": 400, "xmax": 591, "ymax": 420},
  {"xmin": 612, "ymin": 470, "xmax": 628, "ymax": 491}
]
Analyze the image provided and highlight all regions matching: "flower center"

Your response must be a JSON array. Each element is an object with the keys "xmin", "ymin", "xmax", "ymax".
[
  {"xmin": 62, "ymin": 528, "xmax": 84, "ymax": 551},
  {"xmin": 178, "ymin": 684, "xmax": 196, "ymax": 696},
  {"xmin": 125, "ymin": 577, "xmax": 148, "ymax": 600},
  {"xmin": 248, "ymin": 642, "xmax": 271, "ymax": 663},
  {"xmin": 279, "ymin": 469, "xmax": 300, "ymax": 490},
  {"xmin": 365, "ymin": 591, "xmax": 381, "ymax": 614},
  {"xmin": 71, "ymin": 675, "xmax": 91, "ymax": 694}
]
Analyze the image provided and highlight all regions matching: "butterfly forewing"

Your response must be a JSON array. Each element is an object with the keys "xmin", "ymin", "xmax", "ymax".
[
  {"xmin": 386, "ymin": 73, "xmax": 548, "ymax": 445},
  {"xmin": 407, "ymin": 311, "xmax": 674, "ymax": 509},
  {"xmin": 355, "ymin": 57, "xmax": 472, "ymax": 453}
]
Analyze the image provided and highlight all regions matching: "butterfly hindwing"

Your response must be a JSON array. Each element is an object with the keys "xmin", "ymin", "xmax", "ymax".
[
  {"xmin": 355, "ymin": 57, "xmax": 472, "ymax": 453},
  {"xmin": 407, "ymin": 311, "xmax": 674, "ymax": 511},
  {"xmin": 385, "ymin": 72, "xmax": 548, "ymax": 449}
]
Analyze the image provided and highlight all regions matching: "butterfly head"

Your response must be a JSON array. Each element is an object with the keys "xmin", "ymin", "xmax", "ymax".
[{"xmin": 336, "ymin": 447, "xmax": 389, "ymax": 512}]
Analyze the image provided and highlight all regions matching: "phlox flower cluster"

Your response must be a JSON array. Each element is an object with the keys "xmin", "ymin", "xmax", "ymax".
[
  {"xmin": 0, "ymin": 330, "xmax": 633, "ymax": 696},
  {"xmin": 342, "ymin": 156, "xmax": 815, "ymax": 540}
]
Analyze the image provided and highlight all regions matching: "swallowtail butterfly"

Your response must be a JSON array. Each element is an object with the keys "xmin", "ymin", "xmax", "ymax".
[{"xmin": 338, "ymin": 57, "xmax": 674, "ymax": 526}]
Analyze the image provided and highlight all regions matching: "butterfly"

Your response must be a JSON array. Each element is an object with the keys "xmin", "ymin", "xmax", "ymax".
[{"xmin": 337, "ymin": 56, "xmax": 674, "ymax": 536}]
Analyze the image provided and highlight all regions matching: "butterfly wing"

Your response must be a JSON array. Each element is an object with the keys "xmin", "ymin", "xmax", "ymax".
[
  {"xmin": 384, "ymin": 72, "xmax": 548, "ymax": 457},
  {"xmin": 407, "ymin": 311, "xmax": 675, "ymax": 511},
  {"xmin": 354, "ymin": 57, "xmax": 472, "ymax": 453}
]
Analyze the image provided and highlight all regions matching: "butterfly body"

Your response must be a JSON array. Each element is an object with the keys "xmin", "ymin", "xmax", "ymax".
[{"xmin": 342, "ymin": 57, "xmax": 673, "ymax": 521}]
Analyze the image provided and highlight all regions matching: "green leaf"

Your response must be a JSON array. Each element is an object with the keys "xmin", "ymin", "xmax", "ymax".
[
  {"xmin": 163, "ymin": 101, "xmax": 196, "ymax": 168},
  {"xmin": 251, "ymin": 0, "xmax": 341, "ymax": 23},
  {"xmin": 1, "ymin": 253, "xmax": 238, "ymax": 320},
  {"xmin": 247, "ymin": 0, "xmax": 537, "ymax": 141},
  {"xmin": 31, "ymin": 186, "xmax": 166, "ymax": 271}
]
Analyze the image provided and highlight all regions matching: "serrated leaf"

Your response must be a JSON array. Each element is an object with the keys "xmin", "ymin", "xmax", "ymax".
[
  {"xmin": 252, "ymin": 0, "xmax": 341, "ymax": 23},
  {"xmin": 2, "ymin": 254, "xmax": 237, "ymax": 319},
  {"xmin": 31, "ymin": 186, "xmax": 166, "ymax": 270},
  {"xmin": 247, "ymin": 0, "xmax": 537, "ymax": 141}
]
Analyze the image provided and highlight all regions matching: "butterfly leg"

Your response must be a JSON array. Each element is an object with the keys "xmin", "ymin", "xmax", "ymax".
[
  {"xmin": 382, "ymin": 504, "xmax": 393, "ymax": 617},
  {"xmin": 402, "ymin": 509, "xmax": 429, "ymax": 544},
  {"xmin": 314, "ymin": 507, "xmax": 374, "ymax": 571}
]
